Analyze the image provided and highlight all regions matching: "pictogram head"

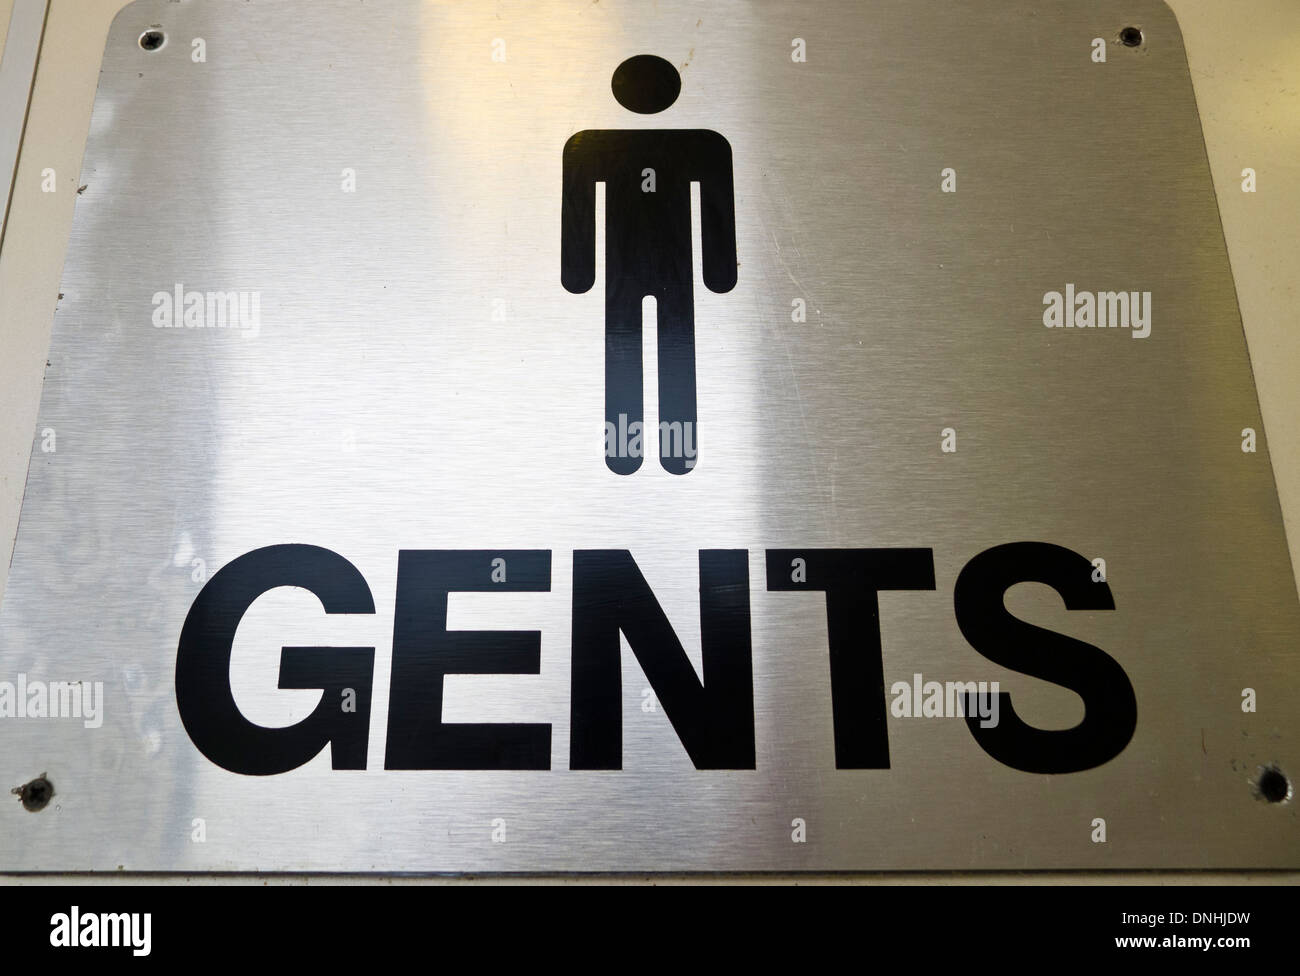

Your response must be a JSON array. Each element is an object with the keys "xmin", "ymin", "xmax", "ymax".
[{"xmin": 611, "ymin": 55, "xmax": 681, "ymax": 114}]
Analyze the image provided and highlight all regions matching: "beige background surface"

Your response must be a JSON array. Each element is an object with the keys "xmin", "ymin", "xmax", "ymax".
[{"xmin": 0, "ymin": 0, "xmax": 1296, "ymax": 882}]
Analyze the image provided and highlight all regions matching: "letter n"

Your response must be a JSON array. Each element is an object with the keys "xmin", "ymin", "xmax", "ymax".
[{"xmin": 570, "ymin": 550, "xmax": 754, "ymax": 769}]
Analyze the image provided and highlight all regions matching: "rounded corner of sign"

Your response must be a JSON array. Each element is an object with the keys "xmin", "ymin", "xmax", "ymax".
[
  {"xmin": 105, "ymin": 0, "xmax": 166, "ymax": 47},
  {"xmin": 1131, "ymin": 0, "xmax": 1189, "ymax": 52}
]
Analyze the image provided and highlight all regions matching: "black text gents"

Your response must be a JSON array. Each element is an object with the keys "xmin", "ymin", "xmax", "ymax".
[{"xmin": 176, "ymin": 543, "xmax": 1137, "ymax": 777}]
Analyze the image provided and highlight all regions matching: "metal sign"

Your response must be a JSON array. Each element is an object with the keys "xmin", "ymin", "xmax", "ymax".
[{"xmin": 2, "ymin": 0, "xmax": 1297, "ymax": 872}]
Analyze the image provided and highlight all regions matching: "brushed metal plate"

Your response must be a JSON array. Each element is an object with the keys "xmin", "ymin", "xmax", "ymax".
[{"xmin": 2, "ymin": 0, "xmax": 1297, "ymax": 872}]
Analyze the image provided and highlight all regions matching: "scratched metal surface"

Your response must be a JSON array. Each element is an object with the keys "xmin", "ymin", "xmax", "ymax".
[{"xmin": 1, "ymin": 0, "xmax": 1297, "ymax": 871}]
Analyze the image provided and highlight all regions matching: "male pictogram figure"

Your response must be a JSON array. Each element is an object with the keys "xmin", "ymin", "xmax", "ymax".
[{"xmin": 562, "ymin": 54, "xmax": 737, "ymax": 475}]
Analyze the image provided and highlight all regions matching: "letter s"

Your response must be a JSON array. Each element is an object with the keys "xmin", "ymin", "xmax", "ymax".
[{"xmin": 954, "ymin": 542, "xmax": 1136, "ymax": 773}]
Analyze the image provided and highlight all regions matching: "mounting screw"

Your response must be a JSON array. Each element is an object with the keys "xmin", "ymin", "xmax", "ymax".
[
  {"xmin": 1119, "ymin": 26, "xmax": 1144, "ymax": 48},
  {"xmin": 1255, "ymin": 764, "xmax": 1292, "ymax": 804},
  {"xmin": 12, "ymin": 773, "xmax": 54, "ymax": 812},
  {"xmin": 138, "ymin": 29, "xmax": 166, "ymax": 52}
]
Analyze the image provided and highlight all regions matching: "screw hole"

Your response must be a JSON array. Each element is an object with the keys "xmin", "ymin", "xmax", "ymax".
[
  {"xmin": 1119, "ymin": 26, "xmax": 1144, "ymax": 48},
  {"xmin": 1255, "ymin": 765, "xmax": 1291, "ymax": 804},
  {"xmin": 11, "ymin": 774, "xmax": 54, "ymax": 812},
  {"xmin": 139, "ymin": 29, "xmax": 166, "ymax": 52}
]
